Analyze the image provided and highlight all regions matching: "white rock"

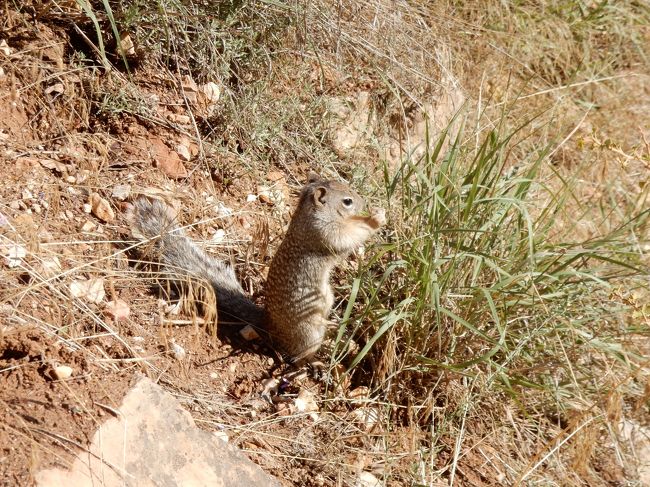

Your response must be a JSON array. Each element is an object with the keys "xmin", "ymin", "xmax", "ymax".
[
  {"xmin": 51, "ymin": 365, "xmax": 73, "ymax": 380},
  {"xmin": 201, "ymin": 82, "xmax": 221, "ymax": 103},
  {"xmin": 0, "ymin": 39, "xmax": 13, "ymax": 56},
  {"xmin": 211, "ymin": 229, "xmax": 226, "ymax": 243},
  {"xmin": 80, "ymin": 220, "xmax": 96, "ymax": 233},
  {"xmin": 3, "ymin": 244, "xmax": 26, "ymax": 268},
  {"xmin": 169, "ymin": 340, "xmax": 186, "ymax": 360},
  {"xmin": 176, "ymin": 144, "xmax": 191, "ymax": 162},
  {"xmin": 246, "ymin": 194, "xmax": 258, "ymax": 203},
  {"xmin": 111, "ymin": 184, "xmax": 131, "ymax": 201},
  {"xmin": 69, "ymin": 278, "xmax": 105, "ymax": 304},
  {"xmin": 295, "ymin": 389, "xmax": 318, "ymax": 413},
  {"xmin": 105, "ymin": 299, "xmax": 130, "ymax": 321},
  {"xmin": 40, "ymin": 256, "xmax": 62, "ymax": 278},
  {"xmin": 215, "ymin": 202, "xmax": 233, "ymax": 217},
  {"xmin": 355, "ymin": 471, "xmax": 381, "ymax": 487}
]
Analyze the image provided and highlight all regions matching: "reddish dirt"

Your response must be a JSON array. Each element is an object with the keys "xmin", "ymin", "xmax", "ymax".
[
  {"xmin": 0, "ymin": 326, "xmax": 133, "ymax": 486},
  {"xmin": 2, "ymin": 3, "xmax": 645, "ymax": 487}
]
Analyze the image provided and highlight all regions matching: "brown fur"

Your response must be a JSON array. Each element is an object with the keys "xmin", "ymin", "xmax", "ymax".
[{"xmin": 129, "ymin": 176, "xmax": 385, "ymax": 363}]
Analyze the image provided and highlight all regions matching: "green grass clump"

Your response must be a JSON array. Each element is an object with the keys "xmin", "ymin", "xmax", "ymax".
[{"xmin": 339, "ymin": 119, "xmax": 649, "ymax": 424}]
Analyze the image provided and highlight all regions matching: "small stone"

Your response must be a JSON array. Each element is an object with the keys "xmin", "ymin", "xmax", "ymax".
[
  {"xmin": 44, "ymin": 83, "xmax": 65, "ymax": 96},
  {"xmin": 257, "ymin": 186, "xmax": 284, "ymax": 207},
  {"xmin": 90, "ymin": 193, "xmax": 115, "ymax": 222},
  {"xmin": 50, "ymin": 365, "xmax": 73, "ymax": 381},
  {"xmin": 295, "ymin": 389, "xmax": 318, "ymax": 413},
  {"xmin": 118, "ymin": 34, "xmax": 136, "ymax": 56},
  {"xmin": 82, "ymin": 203, "xmax": 92, "ymax": 213},
  {"xmin": 239, "ymin": 325, "xmax": 260, "ymax": 341},
  {"xmin": 169, "ymin": 340, "xmax": 186, "ymax": 361},
  {"xmin": 352, "ymin": 406, "xmax": 381, "ymax": 431},
  {"xmin": 209, "ymin": 372, "xmax": 218, "ymax": 379},
  {"xmin": 356, "ymin": 472, "xmax": 381, "ymax": 487},
  {"xmin": 3, "ymin": 244, "xmax": 26, "ymax": 268},
  {"xmin": 111, "ymin": 184, "xmax": 131, "ymax": 201},
  {"xmin": 176, "ymin": 144, "xmax": 191, "ymax": 162},
  {"xmin": 215, "ymin": 202, "xmax": 233, "ymax": 217},
  {"xmin": 211, "ymin": 229, "xmax": 225, "ymax": 243},
  {"xmin": 167, "ymin": 113, "xmax": 191, "ymax": 125},
  {"xmin": 246, "ymin": 194, "xmax": 257, "ymax": 203},
  {"xmin": 105, "ymin": 299, "xmax": 130, "ymax": 321},
  {"xmin": 0, "ymin": 39, "xmax": 13, "ymax": 56},
  {"xmin": 200, "ymin": 82, "xmax": 221, "ymax": 104},
  {"xmin": 69, "ymin": 278, "xmax": 105, "ymax": 304},
  {"xmin": 80, "ymin": 220, "xmax": 96, "ymax": 233},
  {"xmin": 40, "ymin": 256, "xmax": 62, "ymax": 278}
]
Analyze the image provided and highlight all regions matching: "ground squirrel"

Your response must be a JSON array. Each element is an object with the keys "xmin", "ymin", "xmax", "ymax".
[{"xmin": 128, "ymin": 174, "xmax": 385, "ymax": 363}]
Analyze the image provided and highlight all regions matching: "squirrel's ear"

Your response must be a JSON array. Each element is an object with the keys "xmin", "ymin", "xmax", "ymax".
[
  {"xmin": 307, "ymin": 172, "xmax": 321, "ymax": 184},
  {"xmin": 313, "ymin": 186, "xmax": 327, "ymax": 206}
]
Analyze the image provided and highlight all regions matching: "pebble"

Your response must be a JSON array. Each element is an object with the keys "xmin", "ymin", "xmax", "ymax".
[{"xmin": 51, "ymin": 365, "xmax": 73, "ymax": 380}]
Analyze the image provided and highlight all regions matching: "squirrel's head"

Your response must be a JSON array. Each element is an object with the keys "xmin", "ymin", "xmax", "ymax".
[{"xmin": 301, "ymin": 173, "xmax": 365, "ymax": 220}]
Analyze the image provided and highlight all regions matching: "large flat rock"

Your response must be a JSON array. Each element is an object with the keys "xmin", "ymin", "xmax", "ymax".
[{"xmin": 36, "ymin": 376, "xmax": 280, "ymax": 487}]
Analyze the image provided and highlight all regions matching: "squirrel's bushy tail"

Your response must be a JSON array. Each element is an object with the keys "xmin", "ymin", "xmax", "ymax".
[{"xmin": 128, "ymin": 198, "xmax": 268, "ymax": 328}]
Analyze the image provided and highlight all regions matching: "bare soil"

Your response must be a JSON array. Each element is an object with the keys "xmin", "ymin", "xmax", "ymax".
[{"xmin": 1, "ymin": 2, "xmax": 648, "ymax": 486}]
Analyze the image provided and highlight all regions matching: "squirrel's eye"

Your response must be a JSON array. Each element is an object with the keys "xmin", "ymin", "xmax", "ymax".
[{"xmin": 342, "ymin": 197, "xmax": 353, "ymax": 207}]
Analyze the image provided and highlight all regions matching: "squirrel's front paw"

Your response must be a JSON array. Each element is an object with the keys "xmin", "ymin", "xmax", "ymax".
[{"xmin": 369, "ymin": 208, "xmax": 386, "ymax": 227}]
